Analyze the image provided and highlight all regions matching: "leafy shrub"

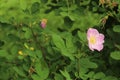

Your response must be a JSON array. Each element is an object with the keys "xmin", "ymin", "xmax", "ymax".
[{"xmin": 0, "ymin": 0, "xmax": 120, "ymax": 80}]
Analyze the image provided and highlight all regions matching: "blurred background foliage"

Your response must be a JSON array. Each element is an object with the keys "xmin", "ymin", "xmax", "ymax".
[{"xmin": 0, "ymin": 0, "xmax": 120, "ymax": 80}]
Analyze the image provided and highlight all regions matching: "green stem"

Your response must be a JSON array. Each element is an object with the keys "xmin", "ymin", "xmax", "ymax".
[
  {"xmin": 29, "ymin": 25, "xmax": 48, "ymax": 66},
  {"xmin": 66, "ymin": 0, "xmax": 70, "ymax": 15},
  {"xmin": 72, "ymin": 0, "xmax": 75, "ymax": 4},
  {"xmin": 77, "ymin": 58, "xmax": 80, "ymax": 78}
]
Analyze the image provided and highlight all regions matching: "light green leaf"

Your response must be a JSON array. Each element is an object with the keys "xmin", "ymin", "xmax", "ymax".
[
  {"xmin": 102, "ymin": 76, "xmax": 118, "ymax": 80},
  {"xmin": 6, "ymin": 0, "xmax": 19, "ymax": 8},
  {"xmin": 65, "ymin": 33, "xmax": 76, "ymax": 53},
  {"xmin": 13, "ymin": 67, "xmax": 26, "ymax": 77},
  {"xmin": 35, "ymin": 50, "xmax": 42, "ymax": 59},
  {"xmin": 80, "ymin": 58, "xmax": 98, "ymax": 69},
  {"xmin": 110, "ymin": 51, "xmax": 120, "ymax": 60},
  {"xmin": 61, "ymin": 49, "xmax": 75, "ymax": 61},
  {"xmin": 78, "ymin": 31, "xmax": 87, "ymax": 43},
  {"xmin": 27, "ymin": 50, "xmax": 36, "ymax": 58},
  {"xmin": 52, "ymin": 33, "xmax": 75, "ymax": 60},
  {"xmin": 20, "ymin": 0, "xmax": 27, "ymax": 10},
  {"xmin": 71, "ymin": 12, "xmax": 101, "ymax": 31},
  {"xmin": 35, "ymin": 61, "xmax": 49, "ymax": 80},
  {"xmin": 60, "ymin": 69, "xmax": 72, "ymax": 80},
  {"xmin": 87, "ymin": 71, "xmax": 95, "ymax": 78},
  {"xmin": 0, "ymin": 50, "xmax": 8, "ymax": 57},
  {"xmin": 43, "ymin": 11, "xmax": 64, "ymax": 32},
  {"xmin": 22, "ymin": 27, "xmax": 32, "ymax": 39},
  {"xmin": 32, "ymin": 74, "xmax": 41, "ymax": 80},
  {"xmin": 54, "ymin": 73, "xmax": 64, "ymax": 80},
  {"xmin": 93, "ymin": 72, "xmax": 105, "ymax": 79},
  {"xmin": 52, "ymin": 34, "xmax": 65, "ymax": 49}
]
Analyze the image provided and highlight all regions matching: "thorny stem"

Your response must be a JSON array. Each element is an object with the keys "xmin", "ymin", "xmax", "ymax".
[{"xmin": 29, "ymin": 24, "xmax": 48, "ymax": 66}]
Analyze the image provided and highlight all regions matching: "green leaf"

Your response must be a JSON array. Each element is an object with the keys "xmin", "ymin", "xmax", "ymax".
[
  {"xmin": 80, "ymin": 58, "xmax": 98, "ymax": 69},
  {"xmin": 27, "ymin": 50, "xmax": 36, "ymax": 58},
  {"xmin": 113, "ymin": 25, "xmax": 120, "ymax": 32},
  {"xmin": 110, "ymin": 51, "xmax": 120, "ymax": 60},
  {"xmin": 10, "ymin": 45, "xmax": 19, "ymax": 55},
  {"xmin": 78, "ymin": 31, "xmax": 87, "ymax": 43},
  {"xmin": 0, "ymin": 50, "xmax": 8, "ymax": 57},
  {"xmin": 32, "ymin": 74, "xmax": 41, "ymax": 80},
  {"xmin": 31, "ymin": 2, "xmax": 40, "ymax": 14},
  {"xmin": 71, "ymin": 12, "xmax": 101, "ymax": 31},
  {"xmin": 87, "ymin": 71, "xmax": 95, "ymax": 78},
  {"xmin": 102, "ymin": 76, "xmax": 118, "ymax": 80},
  {"xmin": 79, "ymin": 67, "xmax": 89, "ymax": 77},
  {"xmin": 35, "ymin": 60, "xmax": 49, "ymax": 80},
  {"xmin": 60, "ymin": 69, "xmax": 72, "ymax": 80},
  {"xmin": 13, "ymin": 67, "xmax": 26, "ymax": 77},
  {"xmin": 61, "ymin": 49, "xmax": 75, "ymax": 61},
  {"xmin": 54, "ymin": 73, "xmax": 64, "ymax": 80},
  {"xmin": 52, "ymin": 34, "xmax": 65, "ymax": 49},
  {"xmin": 22, "ymin": 27, "xmax": 32, "ymax": 39},
  {"xmin": 93, "ymin": 72, "xmax": 105, "ymax": 79},
  {"xmin": 43, "ymin": 11, "xmax": 64, "ymax": 32},
  {"xmin": 6, "ymin": 0, "xmax": 19, "ymax": 8},
  {"xmin": 20, "ymin": 0, "xmax": 27, "ymax": 10},
  {"xmin": 52, "ymin": 33, "xmax": 75, "ymax": 60},
  {"xmin": 35, "ymin": 50, "xmax": 42, "ymax": 59},
  {"xmin": 64, "ymin": 32, "xmax": 76, "ymax": 53}
]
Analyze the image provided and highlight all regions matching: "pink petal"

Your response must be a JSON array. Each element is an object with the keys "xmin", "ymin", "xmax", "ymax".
[
  {"xmin": 96, "ymin": 34, "xmax": 105, "ymax": 44},
  {"xmin": 88, "ymin": 43, "xmax": 94, "ymax": 51},
  {"xmin": 87, "ymin": 28, "xmax": 99, "ymax": 39},
  {"xmin": 94, "ymin": 44, "xmax": 103, "ymax": 51},
  {"xmin": 41, "ymin": 23, "xmax": 46, "ymax": 28}
]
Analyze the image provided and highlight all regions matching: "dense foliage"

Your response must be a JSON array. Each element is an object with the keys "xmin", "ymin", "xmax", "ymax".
[{"xmin": 0, "ymin": 0, "xmax": 120, "ymax": 80}]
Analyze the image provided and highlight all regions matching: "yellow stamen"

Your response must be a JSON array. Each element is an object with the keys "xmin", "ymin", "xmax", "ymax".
[{"xmin": 90, "ymin": 36, "xmax": 96, "ymax": 44}]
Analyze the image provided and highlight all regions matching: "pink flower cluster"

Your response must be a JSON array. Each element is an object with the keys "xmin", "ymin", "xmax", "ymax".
[{"xmin": 87, "ymin": 28, "xmax": 105, "ymax": 51}]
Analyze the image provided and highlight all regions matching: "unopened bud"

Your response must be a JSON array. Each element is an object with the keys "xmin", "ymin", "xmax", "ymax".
[{"xmin": 41, "ymin": 19, "xmax": 47, "ymax": 28}]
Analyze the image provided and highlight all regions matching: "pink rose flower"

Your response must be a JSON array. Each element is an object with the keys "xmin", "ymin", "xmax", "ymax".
[
  {"xmin": 87, "ymin": 28, "xmax": 105, "ymax": 51},
  {"xmin": 41, "ymin": 19, "xmax": 47, "ymax": 28}
]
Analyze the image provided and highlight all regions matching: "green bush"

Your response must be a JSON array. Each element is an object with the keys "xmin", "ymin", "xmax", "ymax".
[{"xmin": 0, "ymin": 0, "xmax": 120, "ymax": 80}]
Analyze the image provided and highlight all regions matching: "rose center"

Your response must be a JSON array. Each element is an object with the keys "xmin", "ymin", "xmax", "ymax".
[{"xmin": 90, "ymin": 36, "xmax": 96, "ymax": 44}]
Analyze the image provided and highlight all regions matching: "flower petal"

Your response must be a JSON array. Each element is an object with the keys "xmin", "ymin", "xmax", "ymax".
[
  {"xmin": 96, "ymin": 34, "xmax": 105, "ymax": 44},
  {"xmin": 88, "ymin": 43, "xmax": 94, "ymax": 51},
  {"xmin": 94, "ymin": 44, "xmax": 103, "ymax": 51},
  {"xmin": 87, "ymin": 28, "xmax": 99, "ymax": 39}
]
